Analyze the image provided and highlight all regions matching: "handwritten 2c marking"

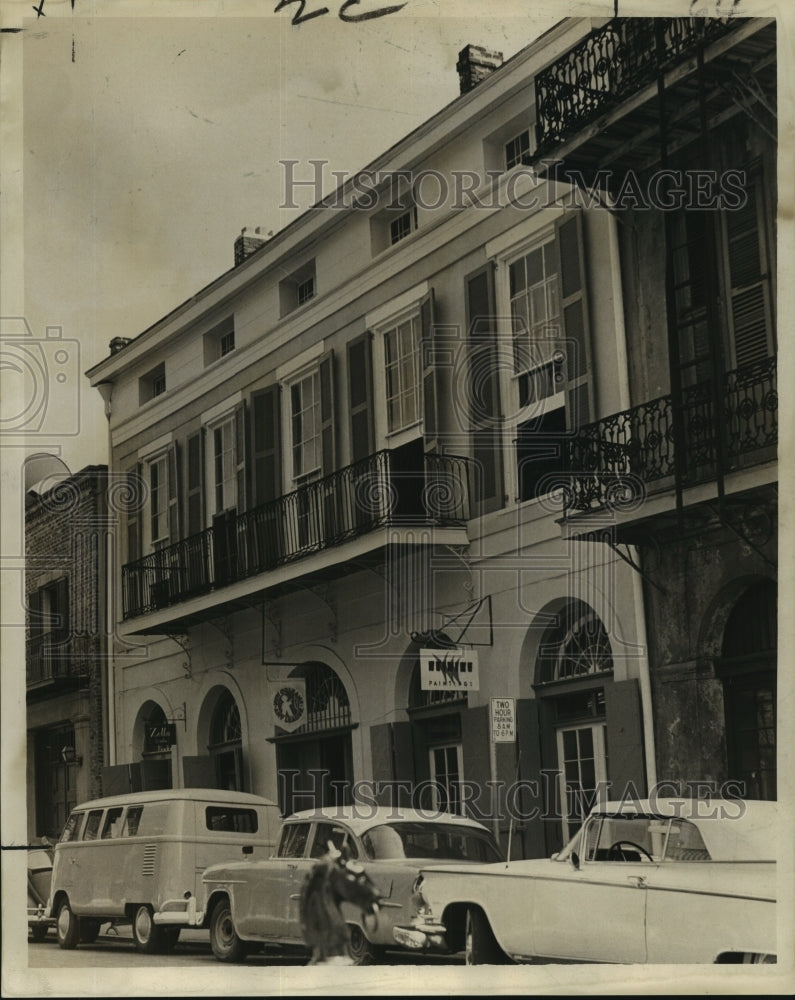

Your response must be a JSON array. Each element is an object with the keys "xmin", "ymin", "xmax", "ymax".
[{"xmin": 274, "ymin": 0, "xmax": 407, "ymax": 26}]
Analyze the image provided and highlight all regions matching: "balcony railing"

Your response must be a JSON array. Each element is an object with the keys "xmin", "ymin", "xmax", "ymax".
[
  {"xmin": 26, "ymin": 632, "xmax": 94, "ymax": 687},
  {"xmin": 535, "ymin": 17, "xmax": 740, "ymax": 155},
  {"xmin": 122, "ymin": 449, "xmax": 470, "ymax": 620},
  {"xmin": 567, "ymin": 356, "xmax": 777, "ymax": 512}
]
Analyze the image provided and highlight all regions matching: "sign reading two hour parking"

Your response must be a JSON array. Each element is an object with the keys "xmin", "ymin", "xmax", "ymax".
[{"xmin": 490, "ymin": 698, "xmax": 516, "ymax": 743}]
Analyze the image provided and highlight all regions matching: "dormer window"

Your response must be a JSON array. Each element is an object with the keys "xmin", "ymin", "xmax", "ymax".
[
  {"xmin": 390, "ymin": 209, "xmax": 414, "ymax": 246},
  {"xmin": 505, "ymin": 129, "xmax": 532, "ymax": 169},
  {"xmin": 139, "ymin": 362, "xmax": 166, "ymax": 405},
  {"xmin": 204, "ymin": 316, "xmax": 236, "ymax": 365},
  {"xmin": 280, "ymin": 260, "xmax": 317, "ymax": 317}
]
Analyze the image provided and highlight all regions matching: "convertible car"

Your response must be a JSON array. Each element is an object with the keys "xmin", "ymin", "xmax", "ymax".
[
  {"xmin": 201, "ymin": 805, "xmax": 501, "ymax": 964},
  {"xmin": 396, "ymin": 798, "xmax": 777, "ymax": 965}
]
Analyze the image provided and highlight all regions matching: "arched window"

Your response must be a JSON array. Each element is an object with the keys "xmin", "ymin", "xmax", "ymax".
[
  {"xmin": 536, "ymin": 599, "xmax": 614, "ymax": 684},
  {"xmin": 534, "ymin": 600, "xmax": 614, "ymax": 844},
  {"xmin": 289, "ymin": 662, "xmax": 351, "ymax": 733},
  {"xmin": 719, "ymin": 579, "xmax": 776, "ymax": 800},
  {"xmin": 209, "ymin": 691, "xmax": 243, "ymax": 791}
]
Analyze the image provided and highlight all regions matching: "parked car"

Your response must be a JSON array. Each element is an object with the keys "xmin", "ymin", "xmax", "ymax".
[
  {"xmin": 47, "ymin": 788, "xmax": 281, "ymax": 952},
  {"xmin": 396, "ymin": 798, "xmax": 777, "ymax": 965},
  {"xmin": 28, "ymin": 841, "xmax": 55, "ymax": 941},
  {"xmin": 202, "ymin": 805, "xmax": 502, "ymax": 964}
]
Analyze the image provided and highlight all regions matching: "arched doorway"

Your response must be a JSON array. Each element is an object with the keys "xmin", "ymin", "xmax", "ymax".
[
  {"xmin": 717, "ymin": 579, "xmax": 776, "ymax": 799},
  {"xmin": 533, "ymin": 599, "xmax": 615, "ymax": 846},
  {"xmin": 209, "ymin": 690, "xmax": 243, "ymax": 790},
  {"xmin": 273, "ymin": 662, "xmax": 354, "ymax": 815},
  {"xmin": 406, "ymin": 633, "xmax": 468, "ymax": 815},
  {"xmin": 138, "ymin": 701, "xmax": 173, "ymax": 790}
]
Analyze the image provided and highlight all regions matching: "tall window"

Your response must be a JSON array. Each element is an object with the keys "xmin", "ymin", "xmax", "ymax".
[
  {"xmin": 210, "ymin": 691, "xmax": 243, "ymax": 791},
  {"xmin": 509, "ymin": 238, "xmax": 561, "ymax": 409},
  {"xmin": 290, "ymin": 371, "xmax": 322, "ymax": 481},
  {"xmin": 213, "ymin": 418, "xmax": 237, "ymax": 513},
  {"xmin": 384, "ymin": 316, "xmax": 421, "ymax": 433},
  {"xmin": 429, "ymin": 744, "xmax": 464, "ymax": 816},
  {"xmin": 149, "ymin": 455, "xmax": 169, "ymax": 549}
]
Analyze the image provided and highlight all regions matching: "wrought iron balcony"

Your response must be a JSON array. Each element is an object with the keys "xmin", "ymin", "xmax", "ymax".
[
  {"xmin": 566, "ymin": 356, "xmax": 777, "ymax": 513},
  {"xmin": 122, "ymin": 448, "xmax": 470, "ymax": 620},
  {"xmin": 535, "ymin": 17, "xmax": 740, "ymax": 157},
  {"xmin": 26, "ymin": 632, "xmax": 93, "ymax": 688}
]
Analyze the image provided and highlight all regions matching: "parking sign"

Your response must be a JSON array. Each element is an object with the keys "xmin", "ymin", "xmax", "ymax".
[{"xmin": 490, "ymin": 697, "xmax": 516, "ymax": 743}]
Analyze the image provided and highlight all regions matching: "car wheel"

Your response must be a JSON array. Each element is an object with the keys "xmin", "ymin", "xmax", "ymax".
[
  {"xmin": 131, "ymin": 904, "xmax": 167, "ymax": 954},
  {"xmin": 56, "ymin": 898, "xmax": 79, "ymax": 950},
  {"xmin": 347, "ymin": 923, "xmax": 382, "ymax": 965},
  {"xmin": 465, "ymin": 908, "xmax": 509, "ymax": 965},
  {"xmin": 79, "ymin": 918, "xmax": 101, "ymax": 944},
  {"xmin": 29, "ymin": 923, "xmax": 49, "ymax": 942},
  {"xmin": 209, "ymin": 900, "xmax": 248, "ymax": 963}
]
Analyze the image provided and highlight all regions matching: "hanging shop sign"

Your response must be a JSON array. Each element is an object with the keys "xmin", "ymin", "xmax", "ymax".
[
  {"xmin": 490, "ymin": 698, "xmax": 516, "ymax": 743},
  {"xmin": 269, "ymin": 679, "xmax": 307, "ymax": 733},
  {"xmin": 419, "ymin": 648, "xmax": 479, "ymax": 692},
  {"xmin": 144, "ymin": 722, "xmax": 176, "ymax": 753}
]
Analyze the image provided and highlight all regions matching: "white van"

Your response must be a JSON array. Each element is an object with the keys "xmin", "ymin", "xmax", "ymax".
[{"xmin": 47, "ymin": 788, "xmax": 281, "ymax": 952}]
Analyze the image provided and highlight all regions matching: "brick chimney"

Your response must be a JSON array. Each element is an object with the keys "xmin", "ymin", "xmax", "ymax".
[
  {"xmin": 109, "ymin": 337, "xmax": 132, "ymax": 355},
  {"xmin": 456, "ymin": 44, "xmax": 504, "ymax": 95},
  {"xmin": 234, "ymin": 226, "xmax": 269, "ymax": 266}
]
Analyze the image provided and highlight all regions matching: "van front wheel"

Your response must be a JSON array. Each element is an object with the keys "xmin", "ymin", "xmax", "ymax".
[
  {"xmin": 210, "ymin": 900, "xmax": 248, "ymax": 963},
  {"xmin": 131, "ymin": 905, "xmax": 166, "ymax": 954},
  {"xmin": 56, "ymin": 899, "xmax": 79, "ymax": 950}
]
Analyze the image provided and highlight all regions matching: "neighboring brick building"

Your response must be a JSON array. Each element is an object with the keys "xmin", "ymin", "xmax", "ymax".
[{"xmin": 25, "ymin": 462, "xmax": 109, "ymax": 840}]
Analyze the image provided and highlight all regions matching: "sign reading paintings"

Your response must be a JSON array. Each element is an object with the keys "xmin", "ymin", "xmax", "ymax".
[{"xmin": 419, "ymin": 648, "xmax": 479, "ymax": 692}]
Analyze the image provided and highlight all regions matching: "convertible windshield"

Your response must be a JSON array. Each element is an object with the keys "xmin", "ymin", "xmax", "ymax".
[
  {"xmin": 361, "ymin": 822, "xmax": 501, "ymax": 863},
  {"xmin": 580, "ymin": 814, "xmax": 711, "ymax": 862}
]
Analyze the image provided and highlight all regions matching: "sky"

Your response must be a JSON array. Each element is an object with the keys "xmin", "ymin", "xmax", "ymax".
[{"xmin": 12, "ymin": 0, "xmax": 574, "ymax": 476}]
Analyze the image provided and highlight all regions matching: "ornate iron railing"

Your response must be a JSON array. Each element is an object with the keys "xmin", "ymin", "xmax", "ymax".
[
  {"xmin": 26, "ymin": 632, "xmax": 94, "ymax": 687},
  {"xmin": 535, "ymin": 17, "xmax": 740, "ymax": 155},
  {"xmin": 567, "ymin": 356, "xmax": 777, "ymax": 512},
  {"xmin": 122, "ymin": 449, "xmax": 470, "ymax": 619}
]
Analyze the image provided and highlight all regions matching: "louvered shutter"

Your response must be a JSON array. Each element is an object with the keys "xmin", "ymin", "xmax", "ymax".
[
  {"xmin": 186, "ymin": 431, "xmax": 205, "ymax": 536},
  {"xmin": 347, "ymin": 333, "xmax": 374, "ymax": 463},
  {"xmin": 167, "ymin": 442, "xmax": 181, "ymax": 543},
  {"xmin": 319, "ymin": 351, "xmax": 336, "ymax": 475},
  {"xmin": 251, "ymin": 385, "xmax": 282, "ymax": 505},
  {"xmin": 234, "ymin": 401, "xmax": 247, "ymax": 514},
  {"xmin": 466, "ymin": 264, "xmax": 505, "ymax": 514},
  {"xmin": 420, "ymin": 289, "xmax": 439, "ymax": 455},
  {"xmin": 725, "ymin": 172, "xmax": 775, "ymax": 368}
]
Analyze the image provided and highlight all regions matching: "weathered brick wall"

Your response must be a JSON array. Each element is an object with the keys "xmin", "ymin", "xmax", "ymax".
[{"xmin": 26, "ymin": 465, "xmax": 108, "ymax": 801}]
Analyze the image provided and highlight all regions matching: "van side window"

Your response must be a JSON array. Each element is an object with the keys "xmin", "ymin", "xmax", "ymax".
[
  {"xmin": 101, "ymin": 807, "xmax": 124, "ymax": 839},
  {"xmin": 123, "ymin": 806, "xmax": 143, "ymax": 837},
  {"xmin": 60, "ymin": 811, "xmax": 84, "ymax": 843},
  {"xmin": 278, "ymin": 823, "xmax": 310, "ymax": 858},
  {"xmin": 205, "ymin": 807, "xmax": 258, "ymax": 834},
  {"xmin": 83, "ymin": 810, "xmax": 104, "ymax": 842}
]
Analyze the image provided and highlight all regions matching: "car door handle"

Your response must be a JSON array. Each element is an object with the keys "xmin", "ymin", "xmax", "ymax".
[
  {"xmin": 287, "ymin": 863, "xmax": 298, "ymax": 870},
  {"xmin": 628, "ymin": 875, "xmax": 646, "ymax": 888}
]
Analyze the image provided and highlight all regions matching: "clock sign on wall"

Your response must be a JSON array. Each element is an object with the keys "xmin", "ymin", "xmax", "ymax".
[{"xmin": 269, "ymin": 679, "xmax": 307, "ymax": 733}]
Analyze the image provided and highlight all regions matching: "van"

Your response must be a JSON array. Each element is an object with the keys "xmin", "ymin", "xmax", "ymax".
[{"xmin": 46, "ymin": 788, "xmax": 281, "ymax": 952}]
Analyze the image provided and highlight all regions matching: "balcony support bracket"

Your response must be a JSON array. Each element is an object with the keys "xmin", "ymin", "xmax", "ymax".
[
  {"xmin": 603, "ymin": 539, "xmax": 667, "ymax": 596},
  {"xmin": 207, "ymin": 616, "xmax": 234, "ymax": 668},
  {"xmin": 263, "ymin": 604, "xmax": 282, "ymax": 659},
  {"xmin": 165, "ymin": 633, "xmax": 192, "ymax": 678}
]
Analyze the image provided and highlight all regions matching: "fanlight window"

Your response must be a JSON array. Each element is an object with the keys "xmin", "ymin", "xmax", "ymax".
[
  {"xmin": 536, "ymin": 601, "xmax": 614, "ymax": 684},
  {"xmin": 289, "ymin": 662, "xmax": 351, "ymax": 733}
]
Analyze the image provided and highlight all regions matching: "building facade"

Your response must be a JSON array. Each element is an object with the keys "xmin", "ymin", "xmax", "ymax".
[
  {"xmin": 25, "ymin": 462, "xmax": 109, "ymax": 840},
  {"xmin": 87, "ymin": 16, "xmax": 777, "ymax": 858},
  {"xmin": 531, "ymin": 16, "xmax": 778, "ymax": 801}
]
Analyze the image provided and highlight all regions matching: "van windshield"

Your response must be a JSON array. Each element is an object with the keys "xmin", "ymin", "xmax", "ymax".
[{"xmin": 60, "ymin": 812, "xmax": 83, "ymax": 843}]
